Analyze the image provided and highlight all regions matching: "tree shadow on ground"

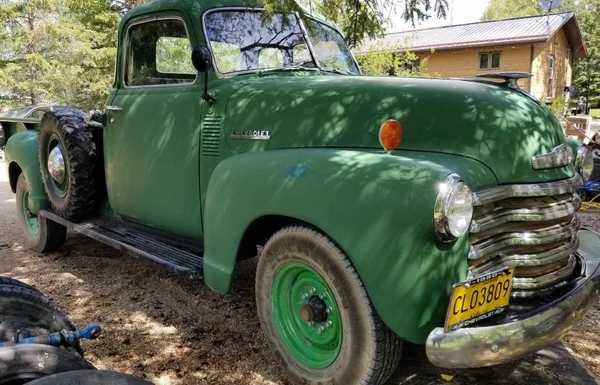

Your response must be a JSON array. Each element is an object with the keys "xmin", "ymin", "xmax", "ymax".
[{"xmin": 390, "ymin": 342, "xmax": 598, "ymax": 385}]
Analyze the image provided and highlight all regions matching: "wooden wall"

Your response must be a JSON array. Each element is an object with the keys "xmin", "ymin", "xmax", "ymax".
[{"xmin": 413, "ymin": 28, "xmax": 573, "ymax": 102}]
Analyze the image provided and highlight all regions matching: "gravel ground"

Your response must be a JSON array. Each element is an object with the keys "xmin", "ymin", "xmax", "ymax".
[{"xmin": 0, "ymin": 161, "xmax": 598, "ymax": 385}]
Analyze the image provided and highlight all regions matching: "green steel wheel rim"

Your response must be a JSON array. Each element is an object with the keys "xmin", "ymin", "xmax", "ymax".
[
  {"xmin": 271, "ymin": 261, "xmax": 342, "ymax": 369},
  {"xmin": 20, "ymin": 189, "xmax": 39, "ymax": 237}
]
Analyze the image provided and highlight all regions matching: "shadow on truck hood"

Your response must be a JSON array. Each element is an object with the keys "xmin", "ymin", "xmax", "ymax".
[{"xmin": 223, "ymin": 74, "xmax": 574, "ymax": 184}]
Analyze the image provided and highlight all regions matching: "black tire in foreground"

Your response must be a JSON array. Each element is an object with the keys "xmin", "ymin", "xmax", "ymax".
[
  {"xmin": 256, "ymin": 226, "xmax": 402, "ymax": 385},
  {"xmin": 39, "ymin": 106, "xmax": 99, "ymax": 220},
  {"xmin": 15, "ymin": 174, "xmax": 66, "ymax": 253},
  {"xmin": 0, "ymin": 345, "xmax": 93, "ymax": 385},
  {"xmin": 0, "ymin": 276, "xmax": 40, "ymax": 293},
  {"xmin": 0, "ymin": 283, "xmax": 82, "ymax": 355},
  {"xmin": 27, "ymin": 370, "xmax": 153, "ymax": 385}
]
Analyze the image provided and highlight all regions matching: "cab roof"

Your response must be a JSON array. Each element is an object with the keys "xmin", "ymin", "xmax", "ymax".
[
  {"xmin": 123, "ymin": 0, "xmax": 264, "ymax": 24},
  {"xmin": 121, "ymin": 0, "xmax": 331, "ymax": 30}
]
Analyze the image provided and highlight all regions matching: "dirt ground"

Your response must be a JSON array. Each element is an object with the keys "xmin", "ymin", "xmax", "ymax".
[{"xmin": 0, "ymin": 160, "xmax": 598, "ymax": 385}]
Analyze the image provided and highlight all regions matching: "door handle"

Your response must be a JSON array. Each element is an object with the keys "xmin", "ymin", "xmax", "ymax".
[{"xmin": 106, "ymin": 105, "xmax": 123, "ymax": 112}]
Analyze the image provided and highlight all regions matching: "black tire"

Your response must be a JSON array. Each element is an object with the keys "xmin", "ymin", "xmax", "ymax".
[
  {"xmin": 0, "ymin": 284, "xmax": 82, "ymax": 355},
  {"xmin": 27, "ymin": 370, "xmax": 153, "ymax": 385},
  {"xmin": 39, "ymin": 106, "xmax": 99, "ymax": 220},
  {"xmin": 16, "ymin": 174, "xmax": 66, "ymax": 253},
  {"xmin": 256, "ymin": 226, "xmax": 402, "ymax": 385},
  {"xmin": 0, "ymin": 345, "xmax": 94, "ymax": 385},
  {"xmin": 0, "ymin": 277, "xmax": 39, "ymax": 293}
]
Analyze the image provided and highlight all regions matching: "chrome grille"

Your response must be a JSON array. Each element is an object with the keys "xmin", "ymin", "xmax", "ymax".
[{"xmin": 469, "ymin": 175, "xmax": 583, "ymax": 298}]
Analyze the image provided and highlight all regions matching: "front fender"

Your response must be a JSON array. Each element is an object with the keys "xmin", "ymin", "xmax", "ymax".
[
  {"xmin": 203, "ymin": 148, "xmax": 497, "ymax": 343},
  {"xmin": 4, "ymin": 130, "xmax": 48, "ymax": 213}
]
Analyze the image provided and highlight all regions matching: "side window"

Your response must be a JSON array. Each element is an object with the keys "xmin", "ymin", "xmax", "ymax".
[
  {"xmin": 293, "ymin": 43, "xmax": 311, "ymax": 63},
  {"xmin": 259, "ymin": 48, "xmax": 284, "ymax": 69},
  {"xmin": 479, "ymin": 53, "xmax": 489, "ymax": 69},
  {"xmin": 479, "ymin": 52, "xmax": 500, "ymax": 69},
  {"xmin": 125, "ymin": 18, "xmax": 196, "ymax": 86},
  {"xmin": 156, "ymin": 37, "xmax": 196, "ymax": 74}
]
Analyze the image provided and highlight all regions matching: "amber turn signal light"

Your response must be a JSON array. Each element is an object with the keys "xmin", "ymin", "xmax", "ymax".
[{"xmin": 378, "ymin": 119, "xmax": 403, "ymax": 152}]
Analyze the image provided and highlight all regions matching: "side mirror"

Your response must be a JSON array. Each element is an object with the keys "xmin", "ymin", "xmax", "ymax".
[{"xmin": 192, "ymin": 46, "xmax": 212, "ymax": 73}]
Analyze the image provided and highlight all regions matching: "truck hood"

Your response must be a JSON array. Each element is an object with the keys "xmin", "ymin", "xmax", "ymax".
[{"xmin": 223, "ymin": 74, "xmax": 573, "ymax": 184}]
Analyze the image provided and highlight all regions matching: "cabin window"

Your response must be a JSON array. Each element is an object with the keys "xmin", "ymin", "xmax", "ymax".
[
  {"xmin": 124, "ymin": 18, "xmax": 196, "ymax": 86},
  {"xmin": 479, "ymin": 52, "xmax": 500, "ymax": 69}
]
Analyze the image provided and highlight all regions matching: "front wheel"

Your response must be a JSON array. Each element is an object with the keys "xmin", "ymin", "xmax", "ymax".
[
  {"xmin": 256, "ymin": 226, "xmax": 402, "ymax": 385},
  {"xmin": 16, "ymin": 174, "xmax": 66, "ymax": 253}
]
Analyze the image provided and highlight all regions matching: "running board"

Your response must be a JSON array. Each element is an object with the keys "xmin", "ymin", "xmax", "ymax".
[{"xmin": 39, "ymin": 211, "xmax": 203, "ymax": 276}]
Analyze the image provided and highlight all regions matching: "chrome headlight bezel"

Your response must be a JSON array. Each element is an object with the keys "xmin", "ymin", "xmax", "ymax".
[
  {"xmin": 576, "ymin": 145, "xmax": 594, "ymax": 181},
  {"xmin": 434, "ymin": 174, "xmax": 474, "ymax": 242}
]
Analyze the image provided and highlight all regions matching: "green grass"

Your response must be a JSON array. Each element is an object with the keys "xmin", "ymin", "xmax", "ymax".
[{"xmin": 591, "ymin": 109, "xmax": 600, "ymax": 119}]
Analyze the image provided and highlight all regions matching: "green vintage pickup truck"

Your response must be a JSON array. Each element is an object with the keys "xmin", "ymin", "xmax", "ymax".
[{"xmin": 1, "ymin": 1, "xmax": 599, "ymax": 384}]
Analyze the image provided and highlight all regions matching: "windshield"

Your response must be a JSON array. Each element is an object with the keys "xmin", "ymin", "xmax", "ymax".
[
  {"xmin": 303, "ymin": 17, "xmax": 360, "ymax": 75},
  {"xmin": 204, "ymin": 10, "xmax": 359, "ymax": 75}
]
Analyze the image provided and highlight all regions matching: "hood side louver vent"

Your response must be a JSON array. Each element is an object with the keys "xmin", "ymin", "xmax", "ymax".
[{"xmin": 201, "ymin": 115, "xmax": 223, "ymax": 157}]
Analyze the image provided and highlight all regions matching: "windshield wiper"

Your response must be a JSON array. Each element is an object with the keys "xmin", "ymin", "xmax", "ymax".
[{"xmin": 257, "ymin": 61, "xmax": 318, "ymax": 75}]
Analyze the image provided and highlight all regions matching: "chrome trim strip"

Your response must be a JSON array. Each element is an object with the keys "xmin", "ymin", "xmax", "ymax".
[
  {"xmin": 511, "ymin": 279, "xmax": 570, "ymax": 298},
  {"xmin": 470, "ymin": 197, "xmax": 578, "ymax": 234},
  {"xmin": 426, "ymin": 246, "xmax": 600, "ymax": 369},
  {"xmin": 472, "ymin": 175, "xmax": 583, "ymax": 207},
  {"xmin": 469, "ymin": 218, "xmax": 578, "ymax": 261},
  {"xmin": 531, "ymin": 144, "xmax": 574, "ymax": 170},
  {"xmin": 469, "ymin": 239, "xmax": 577, "ymax": 275},
  {"xmin": 512, "ymin": 256, "xmax": 576, "ymax": 289}
]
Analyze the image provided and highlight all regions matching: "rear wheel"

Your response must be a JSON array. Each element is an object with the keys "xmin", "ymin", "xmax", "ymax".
[
  {"xmin": 15, "ymin": 174, "xmax": 66, "ymax": 253},
  {"xmin": 256, "ymin": 226, "xmax": 402, "ymax": 385}
]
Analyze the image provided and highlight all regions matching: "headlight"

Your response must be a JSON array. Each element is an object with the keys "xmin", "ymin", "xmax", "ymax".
[
  {"xmin": 576, "ymin": 145, "xmax": 594, "ymax": 181},
  {"xmin": 434, "ymin": 174, "xmax": 474, "ymax": 242}
]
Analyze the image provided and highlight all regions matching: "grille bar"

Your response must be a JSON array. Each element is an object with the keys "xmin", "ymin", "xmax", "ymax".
[
  {"xmin": 469, "ymin": 176, "xmax": 582, "ymax": 299},
  {"xmin": 470, "ymin": 194, "xmax": 579, "ymax": 234},
  {"xmin": 469, "ymin": 238, "xmax": 577, "ymax": 275},
  {"xmin": 472, "ymin": 174, "xmax": 582, "ymax": 206},
  {"xmin": 469, "ymin": 217, "xmax": 578, "ymax": 262},
  {"xmin": 512, "ymin": 256, "xmax": 577, "ymax": 290}
]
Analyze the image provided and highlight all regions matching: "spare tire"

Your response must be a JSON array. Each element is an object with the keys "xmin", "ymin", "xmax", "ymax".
[
  {"xmin": 39, "ymin": 107, "xmax": 99, "ymax": 220},
  {"xmin": 0, "ymin": 284, "xmax": 82, "ymax": 355},
  {"xmin": 27, "ymin": 370, "xmax": 153, "ymax": 385},
  {"xmin": 0, "ymin": 345, "xmax": 93, "ymax": 385}
]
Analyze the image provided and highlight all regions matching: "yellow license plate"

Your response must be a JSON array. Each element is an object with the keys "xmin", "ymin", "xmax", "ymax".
[{"xmin": 445, "ymin": 268, "xmax": 514, "ymax": 332}]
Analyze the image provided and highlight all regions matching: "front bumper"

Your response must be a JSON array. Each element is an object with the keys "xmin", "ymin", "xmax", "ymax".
[{"xmin": 426, "ymin": 229, "xmax": 600, "ymax": 368}]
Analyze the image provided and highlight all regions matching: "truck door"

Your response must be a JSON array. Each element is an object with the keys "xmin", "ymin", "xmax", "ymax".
[{"xmin": 104, "ymin": 16, "xmax": 204, "ymax": 240}]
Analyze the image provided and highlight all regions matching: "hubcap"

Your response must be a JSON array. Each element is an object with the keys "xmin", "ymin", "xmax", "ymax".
[
  {"xmin": 271, "ymin": 262, "xmax": 342, "ymax": 369},
  {"xmin": 47, "ymin": 145, "xmax": 65, "ymax": 184}
]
